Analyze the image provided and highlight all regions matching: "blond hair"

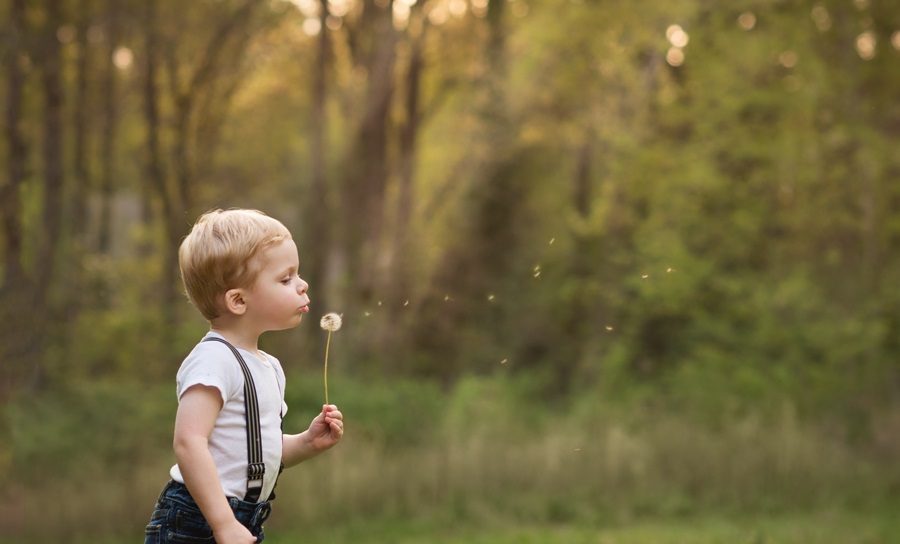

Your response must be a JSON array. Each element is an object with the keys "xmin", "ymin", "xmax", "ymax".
[{"xmin": 179, "ymin": 209, "xmax": 292, "ymax": 320}]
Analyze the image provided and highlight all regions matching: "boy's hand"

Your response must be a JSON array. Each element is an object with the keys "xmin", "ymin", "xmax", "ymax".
[
  {"xmin": 307, "ymin": 404, "xmax": 344, "ymax": 451},
  {"xmin": 212, "ymin": 519, "xmax": 257, "ymax": 543}
]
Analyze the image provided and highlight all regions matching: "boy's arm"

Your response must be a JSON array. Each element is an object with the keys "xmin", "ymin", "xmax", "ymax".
[
  {"xmin": 174, "ymin": 385, "xmax": 255, "ymax": 543},
  {"xmin": 282, "ymin": 404, "xmax": 344, "ymax": 468}
]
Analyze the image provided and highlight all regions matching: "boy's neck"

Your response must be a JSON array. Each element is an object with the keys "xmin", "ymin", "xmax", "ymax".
[{"xmin": 209, "ymin": 319, "xmax": 262, "ymax": 355}]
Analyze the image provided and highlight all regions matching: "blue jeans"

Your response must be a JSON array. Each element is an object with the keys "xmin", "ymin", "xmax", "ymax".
[{"xmin": 144, "ymin": 480, "xmax": 271, "ymax": 543}]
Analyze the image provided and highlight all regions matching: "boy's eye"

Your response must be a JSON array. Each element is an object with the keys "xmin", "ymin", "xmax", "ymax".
[{"xmin": 281, "ymin": 278, "xmax": 291, "ymax": 285}]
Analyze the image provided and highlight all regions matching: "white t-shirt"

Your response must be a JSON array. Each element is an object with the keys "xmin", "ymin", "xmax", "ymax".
[{"xmin": 170, "ymin": 331, "xmax": 288, "ymax": 502}]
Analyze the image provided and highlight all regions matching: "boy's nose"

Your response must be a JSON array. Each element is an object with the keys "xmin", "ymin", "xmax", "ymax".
[{"xmin": 297, "ymin": 278, "xmax": 309, "ymax": 294}]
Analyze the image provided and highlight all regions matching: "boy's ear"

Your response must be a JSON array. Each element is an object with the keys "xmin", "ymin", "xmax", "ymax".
[{"xmin": 223, "ymin": 288, "xmax": 247, "ymax": 316}]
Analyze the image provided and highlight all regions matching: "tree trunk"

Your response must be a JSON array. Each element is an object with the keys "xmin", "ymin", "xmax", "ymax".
[
  {"xmin": 305, "ymin": 0, "xmax": 331, "ymax": 317},
  {"xmin": 412, "ymin": 0, "xmax": 513, "ymax": 384},
  {"xmin": 2, "ymin": 0, "xmax": 27, "ymax": 289},
  {"xmin": 0, "ymin": 0, "xmax": 29, "ymax": 402},
  {"xmin": 340, "ymin": 0, "xmax": 396, "ymax": 307},
  {"xmin": 29, "ymin": 0, "xmax": 67, "ymax": 390},
  {"xmin": 71, "ymin": 0, "xmax": 92, "ymax": 246},
  {"xmin": 97, "ymin": 0, "xmax": 120, "ymax": 255},
  {"xmin": 384, "ymin": 23, "xmax": 425, "ymax": 327},
  {"xmin": 557, "ymin": 130, "xmax": 595, "ymax": 392}
]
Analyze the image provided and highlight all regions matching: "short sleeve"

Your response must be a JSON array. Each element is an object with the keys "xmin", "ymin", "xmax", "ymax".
[{"xmin": 175, "ymin": 341, "xmax": 243, "ymax": 406}]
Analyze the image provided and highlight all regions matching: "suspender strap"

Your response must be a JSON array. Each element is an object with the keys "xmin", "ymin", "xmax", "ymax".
[{"xmin": 202, "ymin": 337, "xmax": 266, "ymax": 502}]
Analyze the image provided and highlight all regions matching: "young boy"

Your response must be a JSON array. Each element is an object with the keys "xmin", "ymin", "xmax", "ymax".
[{"xmin": 145, "ymin": 209, "xmax": 343, "ymax": 544}]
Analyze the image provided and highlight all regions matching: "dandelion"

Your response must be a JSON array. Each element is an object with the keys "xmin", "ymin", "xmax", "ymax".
[{"xmin": 320, "ymin": 313, "xmax": 342, "ymax": 405}]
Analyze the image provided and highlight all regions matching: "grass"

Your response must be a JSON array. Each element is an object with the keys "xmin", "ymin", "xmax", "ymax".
[
  {"xmin": 43, "ymin": 507, "xmax": 898, "ymax": 544},
  {"xmin": 4, "ymin": 376, "xmax": 900, "ymax": 542},
  {"xmin": 261, "ymin": 508, "xmax": 899, "ymax": 544}
]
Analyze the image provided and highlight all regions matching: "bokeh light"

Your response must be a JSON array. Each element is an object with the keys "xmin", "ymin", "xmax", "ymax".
[
  {"xmin": 471, "ymin": 0, "xmax": 488, "ymax": 18},
  {"xmin": 779, "ymin": 50, "xmax": 798, "ymax": 68},
  {"xmin": 811, "ymin": 4, "xmax": 831, "ymax": 32},
  {"xmin": 57, "ymin": 25, "xmax": 77, "ymax": 44},
  {"xmin": 666, "ymin": 24, "xmax": 690, "ymax": 48},
  {"xmin": 328, "ymin": 0, "xmax": 352, "ymax": 17},
  {"xmin": 303, "ymin": 17, "xmax": 322, "ymax": 36},
  {"xmin": 856, "ymin": 31, "xmax": 876, "ymax": 60},
  {"xmin": 666, "ymin": 46, "xmax": 685, "ymax": 67},
  {"xmin": 113, "ymin": 47, "xmax": 134, "ymax": 69}
]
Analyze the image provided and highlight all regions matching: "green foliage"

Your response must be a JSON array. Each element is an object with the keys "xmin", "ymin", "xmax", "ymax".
[
  {"xmin": 5, "ymin": 374, "xmax": 899, "ymax": 540},
  {"xmin": 6, "ymin": 381, "xmax": 174, "ymax": 482}
]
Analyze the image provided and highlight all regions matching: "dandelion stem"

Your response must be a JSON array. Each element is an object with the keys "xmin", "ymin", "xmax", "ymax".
[{"xmin": 323, "ymin": 329, "xmax": 332, "ymax": 405}]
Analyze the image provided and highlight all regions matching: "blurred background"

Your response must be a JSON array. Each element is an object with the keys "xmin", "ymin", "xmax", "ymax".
[{"xmin": 2, "ymin": 0, "xmax": 899, "ymax": 542}]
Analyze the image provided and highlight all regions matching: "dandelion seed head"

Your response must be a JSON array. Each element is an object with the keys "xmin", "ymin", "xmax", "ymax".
[{"xmin": 320, "ymin": 312, "xmax": 343, "ymax": 332}]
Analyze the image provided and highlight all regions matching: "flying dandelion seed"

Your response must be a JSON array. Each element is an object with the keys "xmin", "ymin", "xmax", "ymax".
[
  {"xmin": 574, "ymin": 448, "xmax": 582, "ymax": 452},
  {"xmin": 641, "ymin": 274, "xmax": 649, "ymax": 279},
  {"xmin": 667, "ymin": 267, "xmax": 674, "ymax": 273},
  {"xmin": 534, "ymin": 271, "xmax": 542, "ymax": 278},
  {"xmin": 364, "ymin": 311, "xmax": 371, "ymax": 317},
  {"xmin": 403, "ymin": 300, "xmax": 409, "ymax": 307},
  {"xmin": 377, "ymin": 301, "xmax": 382, "ymax": 306},
  {"xmin": 605, "ymin": 326, "xmax": 614, "ymax": 332},
  {"xmin": 444, "ymin": 295, "xmax": 451, "ymax": 301},
  {"xmin": 488, "ymin": 294, "xmax": 496, "ymax": 301},
  {"xmin": 549, "ymin": 237, "xmax": 556, "ymax": 245},
  {"xmin": 319, "ymin": 313, "xmax": 342, "ymax": 405},
  {"xmin": 500, "ymin": 358, "xmax": 509, "ymax": 365}
]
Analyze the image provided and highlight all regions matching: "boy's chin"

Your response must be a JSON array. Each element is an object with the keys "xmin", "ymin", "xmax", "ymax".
[{"xmin": 271, "ymin": 315, "xmax": 303, "ymax": 331}]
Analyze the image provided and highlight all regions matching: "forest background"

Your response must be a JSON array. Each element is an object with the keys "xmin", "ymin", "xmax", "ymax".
[{"xmin": 1, "ymin": 0, "xmax": 899, "ymax": 542}]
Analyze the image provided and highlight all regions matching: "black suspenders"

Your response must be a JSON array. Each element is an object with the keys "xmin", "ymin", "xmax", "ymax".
[{"xmin": 202, "ymin": 336, "xmax": 282, "ymax": 502}]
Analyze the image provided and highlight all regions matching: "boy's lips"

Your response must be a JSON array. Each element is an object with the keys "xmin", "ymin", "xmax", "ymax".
[{"xmin": 299, "ymin": 303, "xmax": 310, "ymax": 314}]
